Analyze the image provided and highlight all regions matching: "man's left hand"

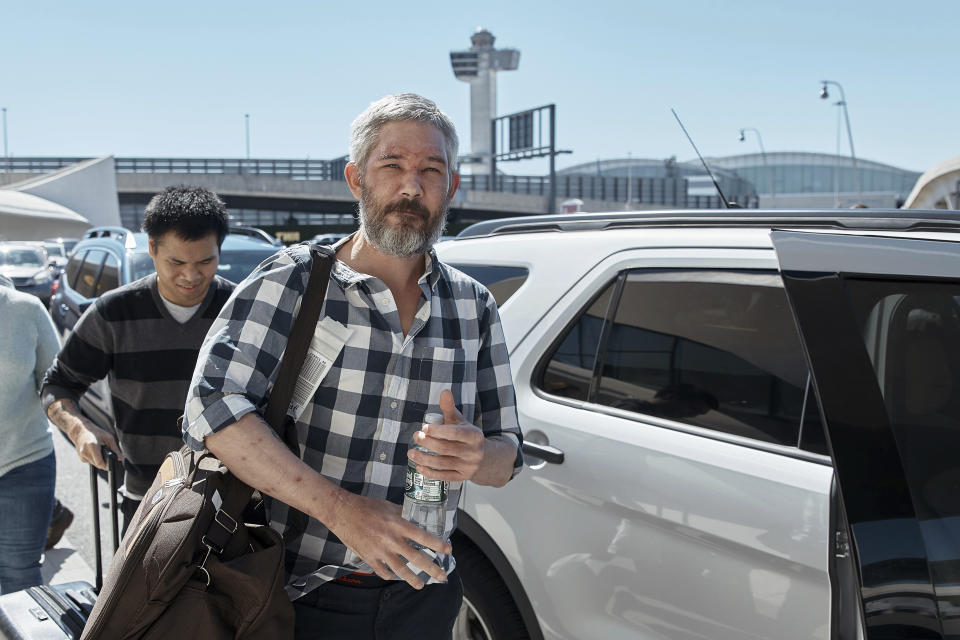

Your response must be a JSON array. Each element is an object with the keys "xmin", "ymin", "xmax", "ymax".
[{"xmin": 408, "ymin": 389, "xmax": 485, "ymax": 482}]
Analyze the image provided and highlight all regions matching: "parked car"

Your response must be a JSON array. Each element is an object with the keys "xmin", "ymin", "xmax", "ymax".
[
  {"xmin": 434, "ymin": 209, "xmax": 960, "ymax": 640},
  {"xmin": 49, "ymin": 227, "xmax": 281, "ymax": 433},
  {"xmin": 42, "ymin": 237, "xmax": 80, "ymax": 275},
  {"xmin": 0, "ymin": 241, "xmax": 55, "ymax": 303},
  {"xmin": 311, "ymin": 232, "xmax": 352, "ymax": 245}
]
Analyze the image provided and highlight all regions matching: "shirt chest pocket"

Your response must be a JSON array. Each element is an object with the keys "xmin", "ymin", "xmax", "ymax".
[{"xmin": 412, "ymin": 345, "xmax": 478, "ymax": 422}]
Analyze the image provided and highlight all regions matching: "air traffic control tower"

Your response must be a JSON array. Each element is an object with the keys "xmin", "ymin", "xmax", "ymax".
[{"xmin": 450, "ymin": 28, "xmax": 519, "ymax": 175}]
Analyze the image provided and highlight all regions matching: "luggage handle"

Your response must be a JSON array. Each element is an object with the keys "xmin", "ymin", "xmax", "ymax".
[{"xmin": 89, "ymin": 446, "xmax": 120, "ymax": 592}]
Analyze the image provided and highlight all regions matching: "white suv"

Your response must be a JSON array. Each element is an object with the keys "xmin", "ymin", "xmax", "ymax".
[{"xmin": 434, "ymin": 210, "xmax": 960, "ymax": 640}]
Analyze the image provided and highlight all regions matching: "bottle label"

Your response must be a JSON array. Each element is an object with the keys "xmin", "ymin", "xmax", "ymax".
[{"xmin": 405, "ymin": 462, "xmax": 447, "ymax": 502}]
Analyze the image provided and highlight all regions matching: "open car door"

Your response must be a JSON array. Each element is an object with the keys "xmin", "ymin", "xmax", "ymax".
[{"xmin": 774, "ymin": 229, "xmax": 960, "ymax": 639}]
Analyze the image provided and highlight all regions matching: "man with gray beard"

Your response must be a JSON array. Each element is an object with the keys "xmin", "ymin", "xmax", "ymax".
[{"xmin": 183, "ymin": 93, "xmax": 523, "ymax": 639}]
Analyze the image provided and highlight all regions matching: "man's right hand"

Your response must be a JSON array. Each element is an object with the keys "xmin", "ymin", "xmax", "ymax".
[
  {"xmin": 327, "ymin": 491, "xmax": 452, "ymax": 589},
  {"xmin": 47, "ymin": 398, "xmax": 123, "ymax": 469},
  {"xmin": 72, "ymin": 421, "xmax": 122, "ymax": 469}
]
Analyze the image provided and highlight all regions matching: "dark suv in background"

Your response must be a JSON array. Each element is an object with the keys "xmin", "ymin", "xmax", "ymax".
[{"xmin": 49, "ymin": 225, "xmax": 281, "ymax": 431}]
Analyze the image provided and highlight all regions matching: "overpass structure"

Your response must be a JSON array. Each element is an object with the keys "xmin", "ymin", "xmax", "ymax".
[{"xmin": 0, "ymin": 157, "xmax": 725, "ymax": 239}]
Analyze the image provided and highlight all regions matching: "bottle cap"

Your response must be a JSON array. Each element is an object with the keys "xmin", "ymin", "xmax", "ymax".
[{"xmin": 424, "ymin": 412, "xmax": 444, "ymax": 425}]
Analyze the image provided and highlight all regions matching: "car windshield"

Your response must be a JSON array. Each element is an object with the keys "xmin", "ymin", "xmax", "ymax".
[
  {"xmin": 44, "ymin": 243, "xmax": 66, "ymax": 258},
  {"xmin": 0, "ymin": 248, "xmax": 46, "ymax": 267}
]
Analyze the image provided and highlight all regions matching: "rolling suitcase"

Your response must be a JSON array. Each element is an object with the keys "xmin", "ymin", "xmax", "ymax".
[{"xmin": 0, "ymin": 450, "xmax": 120, "ymax": 639}]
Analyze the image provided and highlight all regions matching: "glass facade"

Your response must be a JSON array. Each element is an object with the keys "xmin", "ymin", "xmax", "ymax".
[
  {"xmin": 709, "ymin": 152, "xmax": 921, "ymax": 196},
  {"xmin": 558, "ymin": 153, "xmax": 921, "ymax": 201}
]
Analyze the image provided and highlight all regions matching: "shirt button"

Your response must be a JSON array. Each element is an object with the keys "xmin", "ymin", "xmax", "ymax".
[
  {"xmin": 379, "ymin": 453, "xmax": 387, "ymax": 462},
  {"xmin": 390, "ymin": 401, "xmax": 397, "ymax": 409}
]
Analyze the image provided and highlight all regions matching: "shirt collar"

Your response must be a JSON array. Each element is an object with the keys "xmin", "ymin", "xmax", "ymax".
[{"xmin": 321, "ymin": 233, "xmax": 444, "ymax": 292}]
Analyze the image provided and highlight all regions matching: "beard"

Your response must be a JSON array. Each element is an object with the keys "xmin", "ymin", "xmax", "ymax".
[{"xmin": 357, "ymin": 186, "xmax": 449, "ymax": 257}]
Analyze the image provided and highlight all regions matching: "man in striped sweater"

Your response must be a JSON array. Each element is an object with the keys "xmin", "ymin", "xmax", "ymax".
[{"xmin": 42, "ymin": 186, "xmax": 237, "ymax": 533}]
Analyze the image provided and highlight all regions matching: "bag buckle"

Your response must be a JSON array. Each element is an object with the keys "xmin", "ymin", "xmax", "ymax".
[
  {"xmin": 214, "ymin": 509, "xmax": 239, "ymax": 535},
  {"xmin": 200, "ymin": 535, "xmax": 223, "ymax": 556}
]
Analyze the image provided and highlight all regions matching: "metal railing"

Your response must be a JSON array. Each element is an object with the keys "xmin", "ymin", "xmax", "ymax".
[{"xmin": 0, "ymin": 156, "xmax": 348, "ymax": 180}]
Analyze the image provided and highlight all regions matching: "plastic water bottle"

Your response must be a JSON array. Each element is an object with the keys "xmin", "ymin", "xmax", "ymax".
[{"xmin": 402, "ymin": 412, "xmax": 447, "ymax": 545}]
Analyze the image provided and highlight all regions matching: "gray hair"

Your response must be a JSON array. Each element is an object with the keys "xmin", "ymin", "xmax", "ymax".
[{"xmin": 350, "ymin": 93, "xmax": 459, "ymax": 178}]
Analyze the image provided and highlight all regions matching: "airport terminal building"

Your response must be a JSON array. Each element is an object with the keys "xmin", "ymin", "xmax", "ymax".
[{"xmin": 559, "ymin": 152, "xmax": 922, "ymax": 210}]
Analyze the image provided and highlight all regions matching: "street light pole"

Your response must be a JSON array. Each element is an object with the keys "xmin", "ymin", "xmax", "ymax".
[
  {"xmin": 244, "ymin": 113, "xmax": 250, "ymax": 161},
  {"xmin": 819, "ymin": 80, "xmax": 861, "ymax": 202},
  {"xmin": 1, "ymin": 107, "xmax": 7, "ymax": 171},
  {"xmin": 738, "ymin": 127, "xmax": 772, "ymax": 204}
]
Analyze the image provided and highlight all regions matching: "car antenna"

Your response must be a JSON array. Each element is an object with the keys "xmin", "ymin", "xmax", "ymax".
[{"xmin": 670, "ymin": 108, "xmax": 736, "ymax": 209}]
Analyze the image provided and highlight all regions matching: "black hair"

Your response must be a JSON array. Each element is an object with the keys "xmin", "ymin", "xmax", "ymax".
[{"xmin": 142, "ymin": 186, "xmax": 229, "ymax": 247}]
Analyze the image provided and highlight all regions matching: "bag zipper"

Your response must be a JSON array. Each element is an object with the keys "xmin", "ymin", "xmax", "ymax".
[{"xmin": 81, "ymin": 450, "xmax": 189, "ymax": 639}]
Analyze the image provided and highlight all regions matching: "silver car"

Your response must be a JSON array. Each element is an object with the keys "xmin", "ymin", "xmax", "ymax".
[{"xmin": 0, "ymin": 242, "xmax": 55, "ymax": 303}]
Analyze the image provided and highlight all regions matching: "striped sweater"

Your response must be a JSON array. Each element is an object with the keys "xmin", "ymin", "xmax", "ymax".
[{"xmin": 41, "ymin": 273, "xmax": 235, "ymax": 498}]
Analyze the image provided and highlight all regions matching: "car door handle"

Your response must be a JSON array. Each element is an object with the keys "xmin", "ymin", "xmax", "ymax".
[{"xmin": 522, "ymin": 441, "xmax": 564, "ymax": 465}]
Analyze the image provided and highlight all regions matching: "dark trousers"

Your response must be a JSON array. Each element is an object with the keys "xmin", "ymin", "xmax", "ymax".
[
  {"xmin": 293, "ymin": 571, "xmax": 462, "ymax": 640},
  {"xmin": 120, "ymin": 496, "xmax": 141, "ymax": 537}
]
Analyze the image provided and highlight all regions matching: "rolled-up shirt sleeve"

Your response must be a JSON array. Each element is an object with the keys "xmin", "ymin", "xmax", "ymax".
[
  {"xmin": 474, "ymin": 287, "xmax": 524, "ymax": 479},
  {"xmin": 183, "ymin": 247, "xmax": 311, "ymax": 451}
]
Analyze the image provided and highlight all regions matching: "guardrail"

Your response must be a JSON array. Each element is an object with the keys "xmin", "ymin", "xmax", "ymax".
[{"xmin": 0, "ymin": 156, "xmax": 348, "ymax": 180}]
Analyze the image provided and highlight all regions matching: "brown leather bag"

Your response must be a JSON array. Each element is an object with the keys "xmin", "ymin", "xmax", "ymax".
[{"xmin": 80, "ymin": 248, "xmax": 331, "ymax": 639}]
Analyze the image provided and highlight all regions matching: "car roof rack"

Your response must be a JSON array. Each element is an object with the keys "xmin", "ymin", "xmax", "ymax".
[
  {"xmin": 82, "ymin": 226, "xmax": 130, "ymax": 240},
  {"xmin": 455, "ymin": 209, "xmax": 960, "ymax": 239},
  {"xmin": 81, "ymin": 226, "xmax": 140, "ymax": 249}
]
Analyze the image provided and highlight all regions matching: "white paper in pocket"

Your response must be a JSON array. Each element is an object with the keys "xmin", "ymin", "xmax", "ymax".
[{"xmin": 288, "ymin": 316, "xmax": 353, "ymax": 421}]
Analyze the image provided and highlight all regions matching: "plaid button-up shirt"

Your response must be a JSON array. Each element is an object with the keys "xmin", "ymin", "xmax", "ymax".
[{"xmin": 183, "ymin": 240, "xmax": 522, "ymax": 599}]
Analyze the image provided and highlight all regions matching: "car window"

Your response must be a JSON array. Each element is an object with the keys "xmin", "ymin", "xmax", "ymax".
[
  {"xmin": 74, "ymin": 249, "xmax": 106, "ymax": 298},
  {"xmin": 848, "ymin": 281, "xmax": 960, "ymax": 511},
  {"xmin": 96, "ymin": 252, "xmax": 121, "ymax": 295},
  {"xmin": 537, "ymin": 281, "xmax": 616, "ymax": 401},
  {"xmin": 131, "ymin": 252, "xmax": 155, "ymax": 281},
  {"xmin": 446, "ymin": 264, "xmax": 529, "ymax": 306},
  {"xmin": 217, "ymin": 249, "xmax": 277, "ymax": 284},
  {"xmin": 840, "ymin": 279, "xmax": 960, "ymax": 598},
  {"xmin": 538, "ymin": 269, "xmax": 823, "ymax": 449},
  {"xmin": 44, "ymin": 243, "xmax": 65, "ymax": 258},
  {"xmin": 64, "ymin": 251, "xmax": 86, "ymax": 288}
]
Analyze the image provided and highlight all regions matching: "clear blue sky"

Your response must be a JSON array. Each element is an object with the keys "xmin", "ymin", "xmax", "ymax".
[{"xmin": 1, "ymin": 0, "xmax": 954, "ymax": 173}]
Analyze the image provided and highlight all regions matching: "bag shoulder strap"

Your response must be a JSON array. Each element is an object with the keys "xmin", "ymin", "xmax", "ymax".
[
  {"xmin": 263, "ymin": 247, "xmax": 332, "ymax": 438},
  {"xmin": 206, "ymin": 247, "xmax": 331, "ymax": 549}
]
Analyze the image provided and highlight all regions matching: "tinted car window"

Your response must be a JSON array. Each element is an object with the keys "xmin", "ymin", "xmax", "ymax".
[
  {"xmin": 75, "ymin": 249, "xmax": 106, "ymax": 298},
  {"xmin": 446, "ymin": 264, "xmax": 529, "ymax": 306},
  {"xmin": 96, "ymin": 252, "xmax": 121, "ymax": 295},
  {"xmin": 65, "ymin": 251, "xmax": 86, "ymax": 288},
  {"xmin": 594, "ymin": 270, "xmax": 818, "ymax": 447},
  {"xmin": 537, "ymin": 282, "xmax": 616, "ymax": 401},
  {"xmin": 536, "ymin": 269, "xmax": 822, "ymax": 448},
  {"xmin": 844, "ymin": 280, "xmax": 960, "ymax": 595}
]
